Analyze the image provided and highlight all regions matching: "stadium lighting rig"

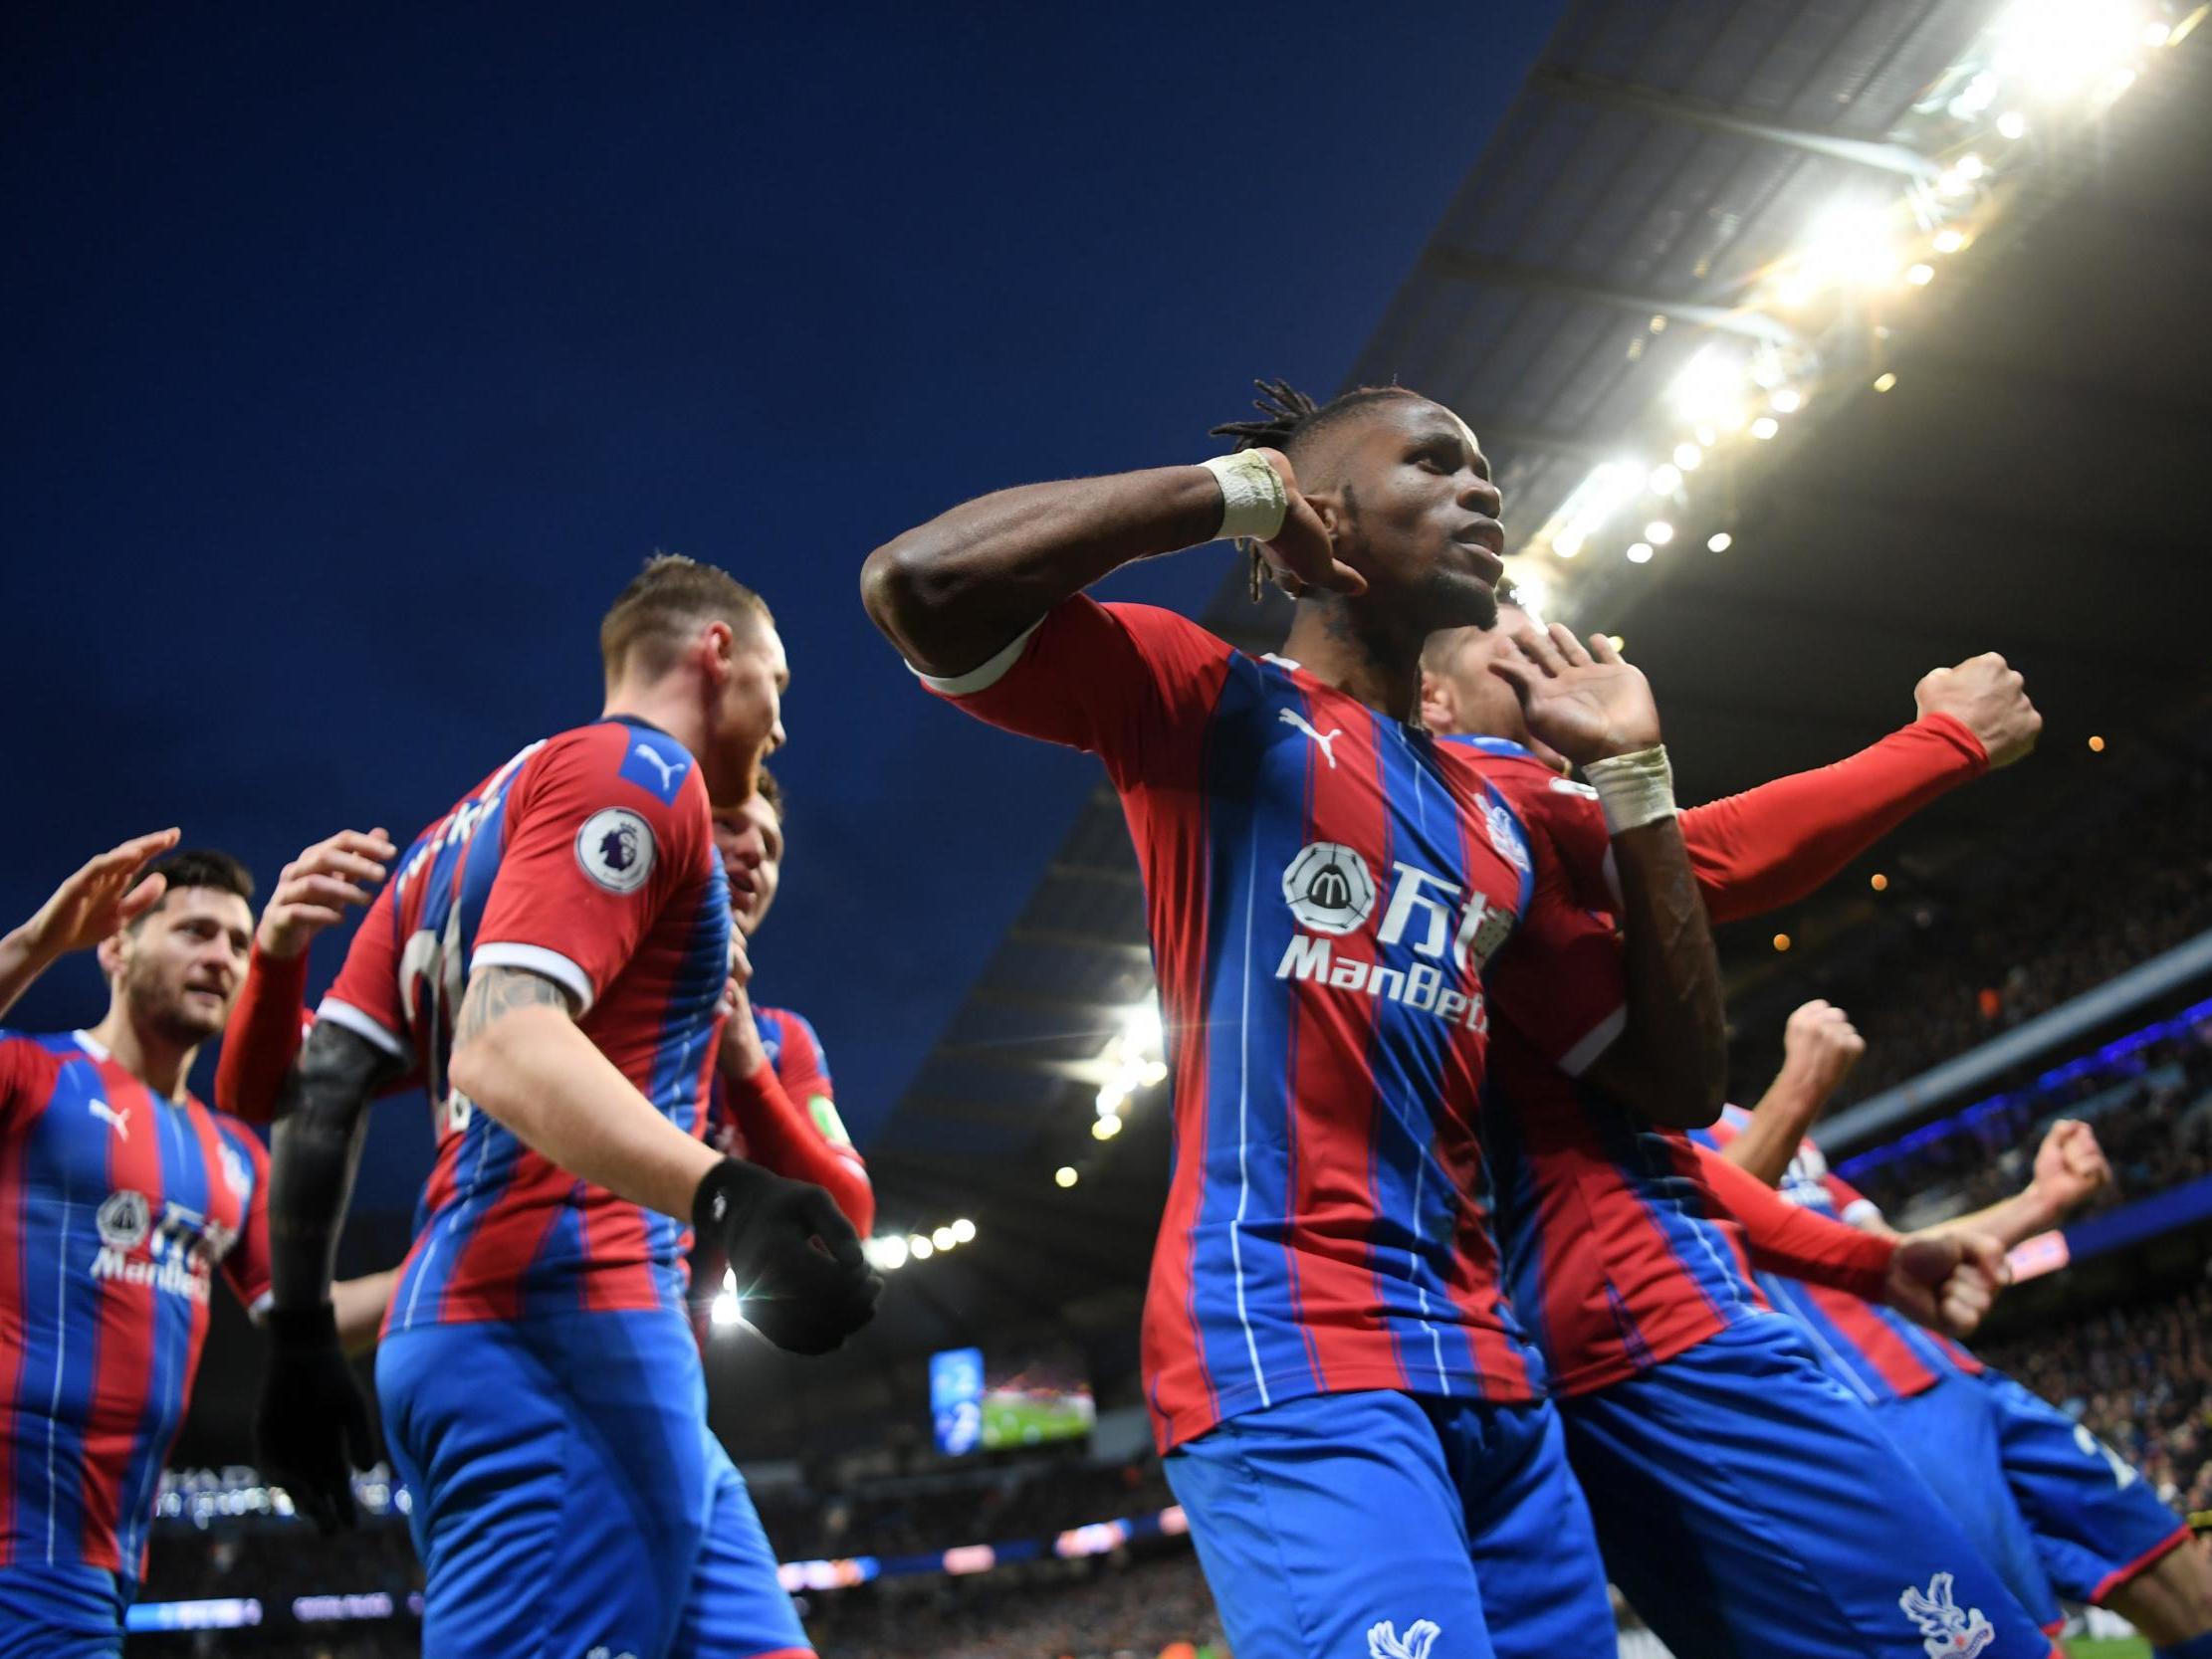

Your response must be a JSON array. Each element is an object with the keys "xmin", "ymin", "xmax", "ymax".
[{"xmin": 1520, "ymin": 0, "xmax": 2199, "ymax": 612}]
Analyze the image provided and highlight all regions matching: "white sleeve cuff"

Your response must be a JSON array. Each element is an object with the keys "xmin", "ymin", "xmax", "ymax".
[
  {"xmin": 471, "ymin": 943, "xmax": 596, "ymax": 1016},
  {"xmin": 906, "ymin": 620, "xmax": 1042, "ymax": 697},
  {"xmin": 1558, "ymin": 1005, "xmax": 1628, "ymax": 1078},
  {"xmin": 316, "ymin": 998, "xmax": 412, "ymax": 1062}
]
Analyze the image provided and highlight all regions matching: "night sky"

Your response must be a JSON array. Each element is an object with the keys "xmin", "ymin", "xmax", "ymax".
[{"xmin": 3, "ymin": 5, "xmax": 1561, "ymax": 1213}]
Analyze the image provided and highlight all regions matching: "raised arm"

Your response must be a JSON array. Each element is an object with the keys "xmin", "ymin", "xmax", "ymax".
[
  {"xmin": 1723, "ymin": 1001, "xmax": 1866, "ymax": 1186},
  {"xmin": 1921, "ymin": 1119, "xmax": 2110, "ymax": 1250},
  {"xmin": 0, "ymin": 829, "xmax": 180, "ymax": 1020},
  {"xmin": 1678, "ymin": 654, "xmax": 2035, "ymax": 924},
  {"xmin": 860, "ymin": 448, "xmax": 1358, "ymax": 677},
  {"xmin": 216, "ymin": 827, "xmax": 394, "ymax": 1123},
  {"xmin": 1495, "ymin": 625, "xmax": 1726, "ymax": 1127}
]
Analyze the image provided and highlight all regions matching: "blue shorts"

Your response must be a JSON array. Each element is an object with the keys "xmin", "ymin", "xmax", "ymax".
[
  {"xmin": 1164, "ymin": 1388, "xmax": 1616, "ymax": 1659},
  {"xmin": 377, "ymin": 1306, "xmax": 808, "ymax": 1659},
  {"xmin": 0, "ymin": 1564, "xmax": 124, "ymax": 1658},
  {"xmin": 1561, "ymin": 1317, "xmax": 2061, "ymax": 1659},
  {"xmin": 1865, "ymin": 1370, "xmax": 2063, "ymax": 1629},
  {"xmin": 1977, "ymin": 1366, "xmax": 2193, "ymax": 1603}
]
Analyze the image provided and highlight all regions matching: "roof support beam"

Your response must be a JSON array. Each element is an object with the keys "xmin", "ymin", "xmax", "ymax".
[
  {"xmin": 1005, "ymin": 926, "xmax": 1154, "ymax": 960},
  {"xmin": 1424, "ymin": 247, "xmax": 1800, "ymax": 345},
  {"xmin": 1530, "ymin": 68, "xmax": 1941, "ymax": 180}
]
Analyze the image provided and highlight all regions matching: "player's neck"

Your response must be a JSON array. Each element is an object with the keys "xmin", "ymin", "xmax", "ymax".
[
  {"xmin": 85, "ymin": 1004, "xmax": 196, "ymax": 1099},
  {"xmin": 602, "ymin": 681, "xmax": 708, "ymax": 764},
  {"xmin": 1279, "ymin": 600, "xmax": 1422, "ymax": 726}
]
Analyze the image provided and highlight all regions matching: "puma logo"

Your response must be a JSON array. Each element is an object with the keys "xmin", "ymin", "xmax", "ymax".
[
  {"xmin": 1277, "ymin": 709, "xmax": 1342, "ymax": 768},
  {"xmin": 631, "ymin": 743, "xmax": 683, "ymax": 794},
  {"xmin": 89, "ymin": 1098, "xmax": 129, "ymax": 1141}
]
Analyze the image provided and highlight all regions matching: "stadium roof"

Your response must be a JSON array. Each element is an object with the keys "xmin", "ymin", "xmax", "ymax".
[{"xmin": 741, "ymin": 0, "xmax": 2212, "ymax": 1459}]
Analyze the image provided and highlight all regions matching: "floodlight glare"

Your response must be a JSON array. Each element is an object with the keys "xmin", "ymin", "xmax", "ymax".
[
  {"xmin": 1648, "ymin": 464, "xmax": 1682, "ymax": 496},
  {"xmin": 1644, "ymin": 520, "xmax": 1674, "ymax": 545},
  {"xmin": 1625, "ymin": 542, "xmax": 1654, "ymax": 564},
  {"xmin": 1750, "ymin": 417, "xmax": 1780, "ymax": 441},
  {"xmin": 1706, "ymin": 531, "xmax": 1733, "ymax": 552},
  {"xmin": 1673, "ymin": 442, "xmax": 1702, "ymax": 471}
]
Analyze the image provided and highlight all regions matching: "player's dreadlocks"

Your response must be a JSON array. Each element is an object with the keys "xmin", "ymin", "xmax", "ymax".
[{"xmin": 1209, "ymin": 378, "xmax": 1418, "ymax": 600}]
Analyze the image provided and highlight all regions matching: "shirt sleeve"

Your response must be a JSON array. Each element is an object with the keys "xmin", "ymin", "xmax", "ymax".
[
  {"xmin": 216, "ymin": 1119, "xmax": 275, "ymax": 1317},
  {"xmin": 471, "ymin": 728, "xmax": 712, "ymax": 1013},
  {"xmin": 1482, "ymin": 808, "xmax": 1628, "ymax": 1078},
  {"xmin": 1698, "ymin": 1143, "xmax": 1893, "ymax": 1300},
  {"xmin": 214, "ymin": 946, "xmax": 313, "ymax": 1123},
  {"xmin": 730, "ymin": 1009, "xmax": 874, "ymax": 1235},
  {"xmin": 912, "ymin": 597, "xmax": 1234, "ymax": 788},
  {"xmin": 318, "ymin": 876, "xmax": 413, "ymax": 1064},
  {"xmin": 1, "ymin": 1035, "xmax": 59, "ymax": 1139},
  {"xmin": 1678, "ymin": 716, "xmax": 1986, "ymax": 925}
]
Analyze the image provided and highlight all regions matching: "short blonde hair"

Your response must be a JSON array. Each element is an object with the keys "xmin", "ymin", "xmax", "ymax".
[{"xmin": 599, "ymin": 553, "xmax": 771, "ymax": 685}]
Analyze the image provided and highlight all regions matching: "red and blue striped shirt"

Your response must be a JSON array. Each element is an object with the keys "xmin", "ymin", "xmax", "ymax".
[
  {"xmin": 0, "ymin": 1030, "xmax": 270, "ymax": 1583},
  {"xmin": 1696, "ymin": 1107, "xmax": 1981, "ymax": 1401},
  {"xmin": 919, "ymin": 599, "xmax": 1626, "ymax": 1451},
  {"xmin": 319, "ymin": 717, "xmax": 730, "ymax": 1335}
]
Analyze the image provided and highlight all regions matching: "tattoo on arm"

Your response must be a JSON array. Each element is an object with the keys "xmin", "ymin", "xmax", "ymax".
[{"xmin": 454, "ymin": 965, "xmax": 576, "ymax": 1048}]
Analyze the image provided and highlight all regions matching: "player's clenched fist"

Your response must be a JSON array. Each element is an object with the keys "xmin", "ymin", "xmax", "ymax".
[
  {"xmin": 1883, "ymin": 1230, "xmax": 2009, "ymax": 1341},
  {"xmin": 1780, "ymin": 999, "xmax": 1866, "ymax": 1098},
  {"xmin": 692, "ymin": 1158, "xmax": 881, "ymax": 1354},
  {"xmin": 2031, "ymin": 1118, "xmax": 2110, "ymax": 1216},
  {"xmin": 257, "ymin": 1306, "xmax": 378, "ymax": 1534},
  {"xmin": 1914, "ymin": 652, "xmax": 2041, "ymax": 768}
]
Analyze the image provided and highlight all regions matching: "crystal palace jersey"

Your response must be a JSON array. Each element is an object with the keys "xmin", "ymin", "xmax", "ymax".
[
  {"xmin": 0, "ymin": 1031, "xmax": 271, "ymax": 1583},
  {"xmin": 320, "ymin": 718, "xmax": 730, "ymax": 1334},
  {"xmin": 916, "ymin": 599, "xmax": 1627, "ymax": 1451},
  {"xmin": 1694, "ymin": 1106, "xmax": 1981, "ymax": 1402},
  {"xmin": 1454, "ymin": 736, "xmax": 1770, "ymax": 1397}
]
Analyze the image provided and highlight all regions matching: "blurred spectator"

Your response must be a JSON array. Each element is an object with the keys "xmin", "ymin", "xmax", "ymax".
[{"xmin": 1736, "ymin": 766, "xmax": 2212, "ymax": 1102}]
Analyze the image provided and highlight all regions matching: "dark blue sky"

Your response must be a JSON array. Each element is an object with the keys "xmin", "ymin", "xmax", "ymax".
[{"xmin": 3, "ymin": 5, "xmax": 1559, "ymax": 1209}]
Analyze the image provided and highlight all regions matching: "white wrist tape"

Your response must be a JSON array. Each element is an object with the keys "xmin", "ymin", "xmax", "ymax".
[
  {"xmin": 1200, "ymin": 451, "xmax": 1289, "ymax": 544},
  {"xmin": 1583, "ymin": 744, "xmax": 1676, "ymax": 835}
]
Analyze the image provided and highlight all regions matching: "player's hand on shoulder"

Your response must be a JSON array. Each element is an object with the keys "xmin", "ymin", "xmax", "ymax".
[
  {"xmin": 2031, "ymin": 1118, "xmax": 2110, "ymax": 1216},
  {"xmin": 256, "ymin": 1305, "xmax": 378, "ymax": 1534},
  {"xmin": 18, "ymin": 827, "xmax": 181, "ymax": 960},
  {"xmin": 1913, "ymin": 652, "xmax": 2041, "ymax": 768},
  {"xmin": 1884, "ymin": 1229, "xmax": 2008, "ymax": 1340},
  {"xmin": 1487, "ymin": 623, "xmax": 1660, "ymax": 765},
  {"xmin": 1245, "ymin": 448, "xmax": 1367, "ymax": 598},
  {"xmin": 1781, "ymin": 1000, "xmax": 1866, "ymax": 1096},
  {"xmin": 693, "ymin": 1158, "xmax": 882, "ymax": 1356},
  {"xmin": 257, "ymin": 829, "xmax": 397, "ymax": 960}
]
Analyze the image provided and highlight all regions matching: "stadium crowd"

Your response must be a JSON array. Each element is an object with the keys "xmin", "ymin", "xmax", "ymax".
[
  {"xmin": 1984, "ymin": 1279, "xmax": 2212, "ymax": 1523},
  {"xmin": 1736, "ymin": 765, "xmax": 2212, "ymax": 1103},
  {"xmin": 1845, "ymin": 1007, "xmax": 2212, "ymax": 1226}
]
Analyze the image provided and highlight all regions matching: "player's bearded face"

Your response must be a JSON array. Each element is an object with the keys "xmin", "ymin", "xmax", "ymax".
[
  {"xmin": 116, "ymin": 890, "xmax": 253, "ymax": 1047},
  {"xmin": 1333, "ymin": 398, "xmax": 1504, "ymax": 638}
]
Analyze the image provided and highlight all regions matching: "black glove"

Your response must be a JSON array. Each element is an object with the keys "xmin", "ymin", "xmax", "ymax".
[
  {"xmin": 693, "ymin": 1158, "xmax": 882, "ymax": 1355},
  {"xmin": 257, "ymin": 1303, "xmax": 377, "ymax": 1534}
]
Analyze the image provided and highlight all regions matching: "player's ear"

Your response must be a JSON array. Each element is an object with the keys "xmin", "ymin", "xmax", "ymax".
[
  {"xmin": 1418, "ymin": 671, "xmax": 1454, "ymax": 735},
  {"xmin": 96, "ymin": 930, "xmax": 128, "ymax": 983},
  {"xmin": 698, "ymin": 618, "xmax": 735, "ymax": 686}
]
